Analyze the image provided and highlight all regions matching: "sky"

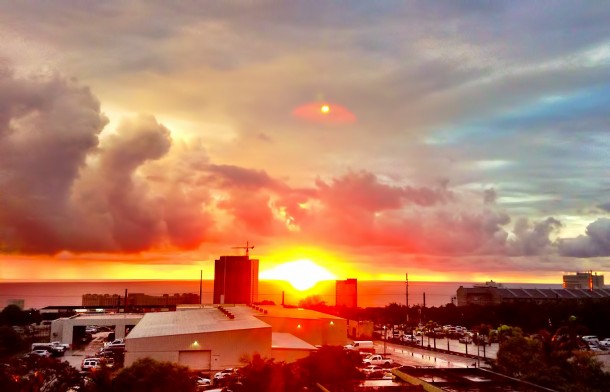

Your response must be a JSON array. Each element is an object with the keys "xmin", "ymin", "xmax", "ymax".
[{"xmin": 0, "ymin": 1, "xmax": 609, "ymax": 285}]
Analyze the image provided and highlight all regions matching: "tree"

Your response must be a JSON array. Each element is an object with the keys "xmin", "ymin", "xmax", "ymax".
[
  {"xmin": 495, "ymin": 330, "xmax": 547, "ymax": 379},
  {"xmin": 0, "ymin": 355, "xmax": 82, "ymax": 392},
  {"xmin": 226, "ymin": 353, "xmax": 302, "ymax": 392},
  {"xmin": 296, "ymin": 345, "xmax": 363, "ymax": 392},
  {"xmin": 0, "ymin": 305, "xmax": 27, "ymax": 326},
  {"xmin": 0, "ymin": 326, "xmax": 26, "ymax": 359},
  {"xmin": 112, "ymin": 358, "xmax": 197, "ymax": 392}
]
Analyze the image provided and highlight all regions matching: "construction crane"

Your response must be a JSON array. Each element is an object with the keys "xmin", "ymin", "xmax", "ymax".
[{"xmin": 232, "ymin": 241, "xmax": 254, "ymax": 257}]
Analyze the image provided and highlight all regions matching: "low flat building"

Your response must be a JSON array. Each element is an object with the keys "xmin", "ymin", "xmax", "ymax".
[
  {"xmin": 82, "ymin": 292, "xmax": 199, "ymax": 307},
  {"xmin": 457, "ymin": 283, "xmax": 610, "ymax": 306}
]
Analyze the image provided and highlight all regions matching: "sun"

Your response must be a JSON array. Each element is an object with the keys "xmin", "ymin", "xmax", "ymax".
[
  {"xmin": 260, "ymin": 259, "xmax": 336, "ymax": 291},
  {"xmin": 320, "ymin": 104, "xmax": 330, "ymax": 114}
]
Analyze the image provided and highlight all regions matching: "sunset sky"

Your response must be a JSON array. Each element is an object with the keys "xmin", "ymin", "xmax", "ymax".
[{"xmin": 0, "ymin": 2, "xmax": 609, "ymax": 285}]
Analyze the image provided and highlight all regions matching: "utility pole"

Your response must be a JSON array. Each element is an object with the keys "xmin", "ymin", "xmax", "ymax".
[
  {"xmin": 199, "ymin": 269, "xmax": 203, "ymax": 305},
  {"xmin": 422, "ymin": 292, "xmax": 426, "ymax": 324},
  {"xmin": 405, "ymin": 273, "xmax": 409, "ymax": 324},
  {"xmin": 124, "ymin": 289, "xmax": 128, "ymax": 313}
]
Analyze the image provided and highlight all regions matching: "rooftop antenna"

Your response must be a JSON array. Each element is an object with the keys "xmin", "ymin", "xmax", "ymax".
[{"xmin": 232, "ymin": 241, "xmax": 254, "ymax": 257}]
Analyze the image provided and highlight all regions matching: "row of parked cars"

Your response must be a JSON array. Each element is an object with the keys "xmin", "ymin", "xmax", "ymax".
[
  {"xmin": 29, "ymin": 341, "xmax": 70, "ymax": 358},
  {"xmin": 580, "ymin": 335, "xmax": 610, "ymax": 352},
  {"xmin": 386, "ymin": 324, "xmax": 495, "ymax": 346},
  {"xmin": 81, "ymin": 338, "xmax": 125, "ymax": 371}
]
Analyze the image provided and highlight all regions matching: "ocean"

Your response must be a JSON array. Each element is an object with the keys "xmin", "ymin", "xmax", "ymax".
[{"xmin": 0, "ymin": 280, "xmax": 563, "ymax": 310}]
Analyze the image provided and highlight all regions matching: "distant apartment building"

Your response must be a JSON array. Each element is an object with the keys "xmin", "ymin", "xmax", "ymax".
[
  {"xmin": 82, "ymin": 293, "xmax": 199, "ymax": 307},
  {"xmin": 563, "ymin": 271, "xmax": 604, "ymax": 289},
  {"xmin": 336, "ymin": 278, "xmax": 358, "ymax": 308},
  {"xmin": 213, "ymin": 255, "xmax": 259, "ymax": 304}
]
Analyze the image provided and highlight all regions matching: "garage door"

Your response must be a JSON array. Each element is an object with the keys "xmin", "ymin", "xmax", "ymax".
[{"xmin": 178, "ymin": 350, "xmax": 211, "ymax": 371}]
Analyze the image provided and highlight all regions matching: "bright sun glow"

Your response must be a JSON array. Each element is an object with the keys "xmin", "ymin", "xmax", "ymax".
[
  {"xmin": 260, "ymin": 259, "xmax": 336, "ymax": 291},
  {"xmin": 320, "ymin": 104, "xmax": 330, "ymax": 114}
]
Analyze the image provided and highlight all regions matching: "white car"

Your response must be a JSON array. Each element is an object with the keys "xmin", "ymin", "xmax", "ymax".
[
  {"xmin": 401, "ymin": 335, "xmax": 420, "ymax": 344},
  {"xmin": 197, "ymin": 376, "xmax": 211, "ymax": 386},
  {"xmin": 31, "ymin": 349, "xmax": 52, "ymax": 357},
  {"xmin": 362, "ymin": 365, "xmax": 384, "ymax": 375},
  {"xmin": 104, "ymin": 339, "xmax": 124, "ymax": 348},
  {"xmin": 599, "ymin": 338, "xmax": 610, "ymax": 347},
  {"xmin": 214, "ymin": 368, "xmax": 236, "ymax": 380},
  {"xmin": 581, "ymin": 335, "xmax": 599, "ymax": 344},
  {"xmin": 459, "ymin": 336, "xmax": 473, "ymax": 344}
]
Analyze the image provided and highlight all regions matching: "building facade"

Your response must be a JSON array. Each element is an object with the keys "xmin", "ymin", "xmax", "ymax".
[
  {"xmin": 563, "ymin": 272, "xmax": 604, "ymax": 289},
  {"xmin": 457, "ymin": 284, "xmax": 610, "ymax": 306},
  {"xmin": 213, "ymin": 255, "xmax": 259, "ymax": 304},
  {"xmin": 336, "ymin": 278, "xmax": 358, "ymax": 308},
  {"xmin": 82, "ymin": 293, "xmax": 199, "ymax": 307}
]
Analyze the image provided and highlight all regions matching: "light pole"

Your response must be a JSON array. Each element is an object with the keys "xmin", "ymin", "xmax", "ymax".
[
  {"xmin": 383, "ymin": 325, "xmax": 387, "ymax": 356},
  {"xmin": 476, "ymin": 333, "xmax": 480, "ymax": 367}
]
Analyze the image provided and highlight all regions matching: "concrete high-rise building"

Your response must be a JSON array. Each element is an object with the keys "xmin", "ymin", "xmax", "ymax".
[
  {"xmin": 336, "ymin": 278, "xmax": 357, "ymax": 308},
  {"xmin": 213, "ymin": 255, "xmax": 259, "ymax": 304},
  {"xmin": 563, "ymin": 272, "xmax": 604, "ymax": 289}
]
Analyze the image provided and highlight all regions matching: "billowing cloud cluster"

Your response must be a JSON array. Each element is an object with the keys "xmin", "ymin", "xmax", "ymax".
[{"xmin": 0, "ymin": 70, "xmax": 212, "ymax": 253}]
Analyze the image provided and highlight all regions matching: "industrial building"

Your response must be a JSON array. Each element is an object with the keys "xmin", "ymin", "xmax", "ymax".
[
  {"xmin": 213, "ymin": 255, "xmax": 259, "ymax": 304},
  {"xmin": 82, "ymin": 292, "xmax": 199, "ymax": 307},
  {"xmin": 124, "ymin": 304, "xmax": 347, "ymax": 371},
  {"xmin": 125, "ymin": 306, "xmax": 272, "ymax": 371},
  {"xmin": 336, "ymin": 278, "xmax": 358, "ymax": 308},
  {"xmin": 50, "ymin": 313, "xmax": 144, "ymax": 344},
  {"xmin": 457, "ymin": 281, "xmax": 610, "ymax": 306}
]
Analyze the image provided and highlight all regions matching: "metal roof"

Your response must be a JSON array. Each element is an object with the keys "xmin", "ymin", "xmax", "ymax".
[
  {"xmin": 127, "ymin": 307, "xmax": 270, "ymax": 339},
  {"xmin": 271, "ymin": 332, "xmax": 317, "ymax": 350}
]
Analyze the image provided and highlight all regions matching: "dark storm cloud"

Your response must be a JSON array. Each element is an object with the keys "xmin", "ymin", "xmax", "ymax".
[
  {"xmin": 509, "ymin": 217, "xmax": 562, "ymax": 256},
  {"xmin": 0, "ymin": 70, "xmax": 214, "ymax": 254},
  {"xmin": 0, "ymin": 69, "xmax": 107, "ymax": 253},
  {"xmin": 559, "ymin": 218, "xmax": 610, "ymax": 257}
]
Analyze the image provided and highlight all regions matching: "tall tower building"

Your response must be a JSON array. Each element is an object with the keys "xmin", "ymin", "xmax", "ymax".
[
  {"xmin": 336, "ymin": 278, "xmax": 358, "ymax": 308},
  {"xmin": 213, "ymin": 255, "xmax": 259, "ymax": 304}
]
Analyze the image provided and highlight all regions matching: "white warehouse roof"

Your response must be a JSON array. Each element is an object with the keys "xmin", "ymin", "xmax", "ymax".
[{"xmin": 127, "ymin": 306, "xmax": 270, "ymax": 339}]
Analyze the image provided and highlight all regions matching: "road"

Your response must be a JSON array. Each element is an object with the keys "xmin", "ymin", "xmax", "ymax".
[
  {"xmin": 373, "ymin": 338, "xmax": 498, "ymax": 369},
  {"xmin": 62, "ymin": 332, "xmax": 111, "ymax": 370}
]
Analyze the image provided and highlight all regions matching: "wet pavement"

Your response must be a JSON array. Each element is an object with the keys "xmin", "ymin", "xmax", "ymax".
[{"xmin": 372, "ymin": 339, "xmax": 497, "ymax": 369}]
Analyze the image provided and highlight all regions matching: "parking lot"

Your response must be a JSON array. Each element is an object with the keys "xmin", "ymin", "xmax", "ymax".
[{"xmin": 62, "ymin": 331, "xmax": 113, "ymax": 370}]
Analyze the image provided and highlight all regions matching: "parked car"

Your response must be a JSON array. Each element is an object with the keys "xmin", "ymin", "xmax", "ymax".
[
  {"xmin": 197, "ymin": 376, "xmax": 211, "ymax": 386},
  {"xmin": 459, "ymin": 336, "xmax": 473, "ymax": 344},
  {"xmin": 81, "ymin": 358, "xmax": 101, "ymax": 371},
  {"xmin": 214, "ymin": 368, "xmax": 236, "ymax": 380},
  {"xmin": 85, "ymin": 326, "xmax": 98, "ymax": 334},
  {"xmin": 104, "ymin": 339, "xmax": 124, "ymax": 348},
  {"xmin": 81, "ymin": 357, "xmax": 115, "ymax": 371},
  {"xmin": 599, "ymin": 338, "xmax": 610, "ymax": 347},
  {"xmin": 401, "ymin": 335, "xmax": 420, "ymax": 344},
  {"xmin": 31, "ymin": 349, "xmax": 53, "ymax": 357},
  {"xmin": 362, "ymin": 365, "xmax": 384, "ymax": 375},
  {"xmin": 581, "ymin": 335, "xmax": 600, "ymax": 344}
]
